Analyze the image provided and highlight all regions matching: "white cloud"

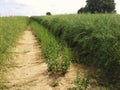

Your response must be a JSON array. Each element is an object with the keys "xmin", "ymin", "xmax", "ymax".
[
  {"xmin": 0, "ymin": 0, "xmax": 120, "ymax": 16},
  {"xmin": 14, "ymin": 0, "xmax": 86, "ymax": 15},
  {"xmin": 115, "ymin": 0, "xmax": 120, "ymax": 14},
  {"xmin": 0, "ymin": 0, "xmax": 29, "ymax": 16}
]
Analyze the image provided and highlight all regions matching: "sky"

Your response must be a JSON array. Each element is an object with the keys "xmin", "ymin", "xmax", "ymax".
[{"xmin": 0, "ymin": 0, "xmax": 120, "ymax": 16}]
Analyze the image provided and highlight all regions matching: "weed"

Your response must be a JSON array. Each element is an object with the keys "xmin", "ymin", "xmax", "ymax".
[
  {"xmin": 73, "ymin": 72, "xmax": 89, "ymax": 90},
  {"xmin": 50, "ymin": 81, "xmax": 59, "ymax": 87}
]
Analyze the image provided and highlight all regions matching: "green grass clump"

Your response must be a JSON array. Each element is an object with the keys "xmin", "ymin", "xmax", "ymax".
[
  {"xmin": 74, "ymin": 72, "xmax": 89, "ymax": 90},
  {"xmin": 30, "ymin": 21, "xmax": 71, "ymax": 74},
  {"xmin": 0, "ymin": 16, "xmax": 28, "ymax": 89},
  {"xmin": 31, "ymin": 14, "xmax": 120, "ymax": 87}
]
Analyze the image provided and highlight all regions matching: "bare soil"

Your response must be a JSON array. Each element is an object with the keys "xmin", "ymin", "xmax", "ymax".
[{"xmin": 4, "ymin": 27, "xmax": 104, "ymax": 90}]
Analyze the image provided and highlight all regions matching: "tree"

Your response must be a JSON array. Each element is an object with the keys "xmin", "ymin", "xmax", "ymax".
[
  {"xmin": 77, "ymin": 7, "xmax": 87, "ymax": 14},
  {"xmin": 46, "ymin": 12, "xmax": 51, "ymax": 15},
  {"xmin": 78, "ymin": 0, "xmax": 115, "ymax": 14}
]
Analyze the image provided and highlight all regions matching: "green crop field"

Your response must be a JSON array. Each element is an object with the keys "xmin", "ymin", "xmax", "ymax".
[
  {"xmin": 31, "ymin": 14, "xmax": 120, "ymax": 88},
  {"xmin": 0, "ymin": 16, "xmax": 28, "ymax": 89},
  {"xmin": 0, "ymin": 14, "xmax": 120, "ymax": 89}
]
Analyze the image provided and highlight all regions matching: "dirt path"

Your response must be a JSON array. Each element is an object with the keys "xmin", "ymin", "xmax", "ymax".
[
  {"xmin": 5, "ymin": 27, "xmax": 53, "ymax": 90},
  {"xmin": 4, "ymin": 27, "xmax": 103, "ymax": 90},
  {"xmin": 4, "ymin": 27, "xmax": 78, "ymax": 90}
]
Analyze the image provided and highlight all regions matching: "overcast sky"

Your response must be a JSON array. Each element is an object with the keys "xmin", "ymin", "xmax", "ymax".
[{"xmin": 0, "ymin": 0, "xmax": 120, "ymax": 16}]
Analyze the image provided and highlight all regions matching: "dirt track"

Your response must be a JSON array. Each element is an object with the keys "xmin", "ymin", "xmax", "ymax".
[
  {"xmin": 5, "ymin": 28, "xmax": 79, "ymax": 90},
  {"xmin": 4, "ymin": 27, "xmax": 104, "ymax": 90},
  {"xmin": 5, "ymin": 28, "xmax": 54, "ymax": 90}
]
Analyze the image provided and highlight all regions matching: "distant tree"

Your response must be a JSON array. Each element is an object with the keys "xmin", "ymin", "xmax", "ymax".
[
  {"xmin": 78, "ymin": 0, "xmax": 115, "ymax": 14},
  {"xmin": 78, "ymin": 7, "xmax": 87, "ymax": 14},
  {"xmin": 46, "ymin": 12, "xmax": 51, "ymax": 15}
]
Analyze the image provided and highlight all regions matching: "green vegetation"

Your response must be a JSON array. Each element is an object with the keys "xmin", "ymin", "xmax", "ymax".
[
  {"xmin": 78, "ymin": 0, "xmax": 115, "ymax": 13},
  {"xmin": 30, "ymin": 21, "xmax": 71, "ymax": 74},
  {"xmin": 46, "ymin": 12, "xmax": 52, "ymax": 16},
  {"xmin": 50, "ymin": 81, "xmax": 59, "ymax": 87},
  {"xmin": 0, "ymin": 82, "xmax": 7, "ymax": 90},
  {"xmin": 73, "ymin": 72, "xmax": 89, "ymax": 90},
  {"xmin": 0, "ymin": 16, "xmax": 28, "ymax": 65},
  {"xmin": 0, "ymin": 14, "xmax": 119, "ymax": 89},
  {"xmin": 31, "ymin": 14, "xmax": 120, "ymax": 88},
  {"xmin": 0, "ymin": 16, "xmax": 28, "ymax": 89}
]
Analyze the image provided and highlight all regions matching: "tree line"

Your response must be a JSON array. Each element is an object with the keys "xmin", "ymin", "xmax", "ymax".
[
  {"xmin": 78, "ymin": 0, "xmax": 115, "ymax": 14},
  {"xmin": 46, "ymin": 0, "xmax": 116, "ymax": 15}
]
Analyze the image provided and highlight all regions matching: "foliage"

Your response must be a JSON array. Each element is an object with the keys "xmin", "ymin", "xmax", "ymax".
[
  {"xmin": 50, "ymin": 81, "xmax": 59, "ymax": 87},
  {"xmin": 31, "ymin": 14, "xmax": 120, "ymax": 87},
  {"xmin": 74, "ymin": 72, "xmax": 89, "ymax": 90},
  {"xmin": 46, "ymin": 12, "xmax": 52, "ymax": 15},
  {"xmin": 77, "ymin": 7, "xmax": 87, "ymax": 14},
  {"xmin": 0, "ymin": 16, "xmax": 28, "ymax": 65},
  {"xmin": 78, "ymin": 0, "xmax": 115, "ymax": 13},
  {"xmin": 74, "ymin": 72, "xmax": 81, "ymax": 87},
  {"xmin": 30, "ymin": 21, "xmax": 71, "ymax": 74}
]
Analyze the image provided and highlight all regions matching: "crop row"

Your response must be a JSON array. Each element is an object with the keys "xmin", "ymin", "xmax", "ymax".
[
  {"xmin": 30, "ymin": 20, "xmax": 71, "ymax": 74},
  {"xmin": 0, "ymin": 16, "xmax": 28, "ymax": 89},
  {"xmin": 0, "ymin": 16, "xmax": 28, "ymax": 65},
  {"xmin": 31, "ymin": 14, "xmax": 120, "ymax": 85}
]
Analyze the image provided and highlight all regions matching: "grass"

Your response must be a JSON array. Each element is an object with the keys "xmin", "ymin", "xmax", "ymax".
[
  {"xmin": 31, "ymin": 14, "xmax": 120, "ymax": 89},
  {"xmin": 0, "ymin": 14, "xmax": 119, "ymax": 89},
  {"xmin": 73, "ymin": 72, "xmax": 89, "ymax": 90},
  {"xmin": 30, "ymin": 20, "xmax": 71, "ymax": 75},
  {"xmin": 0, "ymin": 16, "xmax": 28, "ymax": 89}
]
